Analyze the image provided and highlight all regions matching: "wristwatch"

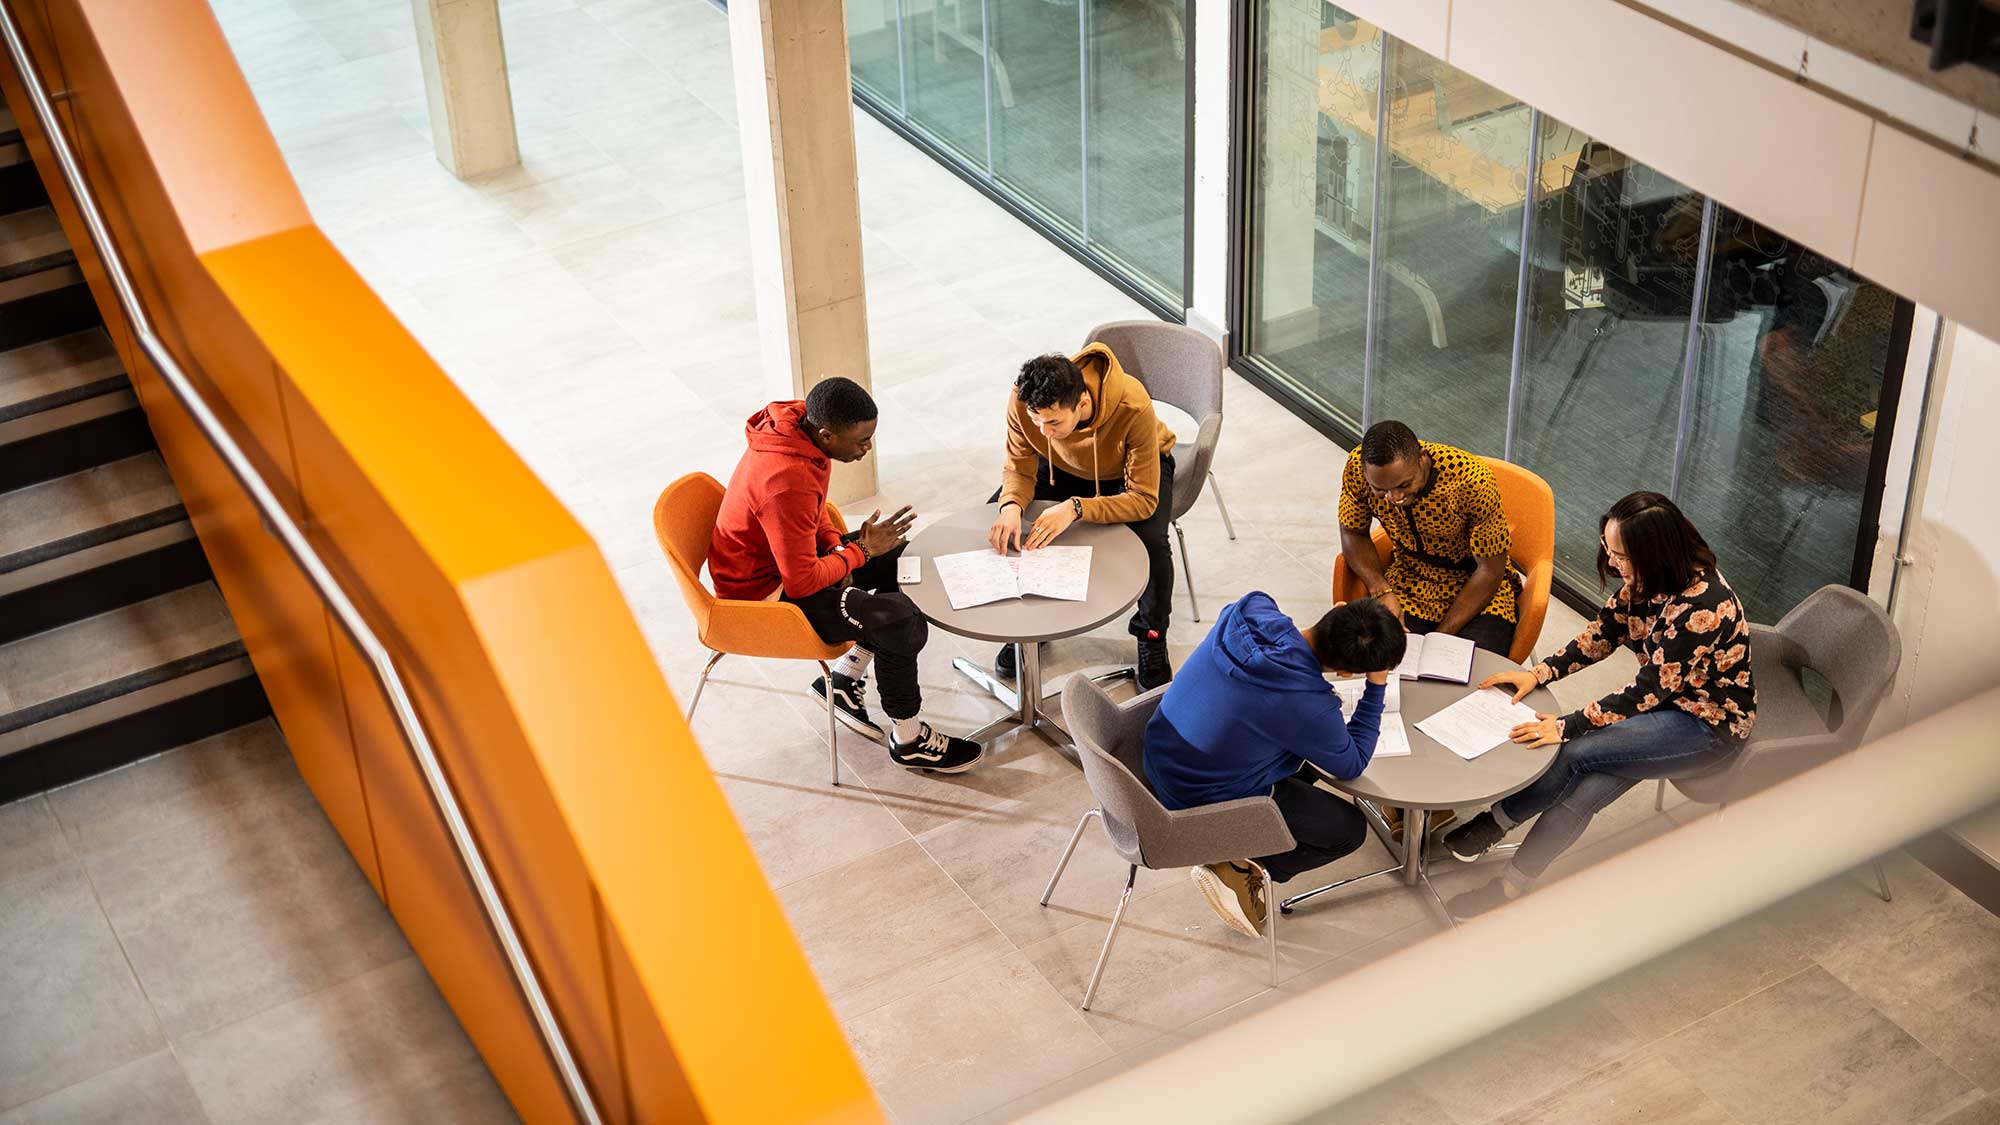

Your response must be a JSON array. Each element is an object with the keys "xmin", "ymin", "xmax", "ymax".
[{"xmin": 1070, "ymin": 497, "xmax": 1083, "ymax": 520}]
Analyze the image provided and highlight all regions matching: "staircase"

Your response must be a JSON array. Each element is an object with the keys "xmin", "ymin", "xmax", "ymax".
[{"xmin": 0, "ymin": 99, "xmax": 268, "ymax": 803}]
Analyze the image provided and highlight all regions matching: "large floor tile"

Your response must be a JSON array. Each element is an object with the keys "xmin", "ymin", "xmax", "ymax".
[
  {"xmin": 1583, "ymin": 907, "xmax": 1815, "ymax": 1043},
  {"xmin": 842, "ymin": 950, "xmax": 1110, "ymax": 1125},
  {"xmin": 176, "ymin": 957, "xmax": 515, "ymax": 1125},
  {"xmin": 0, "ymin": 864, "xmax": 164, "ymax": 1110},
  {"xmin": 710, "ymin": 732, "xmax": 916, "ymax": 890},
  {"xmin": 0, "ymin": 1051, "xmax": 207, "ymax": 1125},
  {"xmin": 48, "ymin": 722, "xmax": 300, "ymax": 858},
  {"xmin": 82, "ymin": 781, "xmax": 411, "ymax": 1040},
  {"xmin": 1654, "ymin": 964, "xmax": 1973, "ymax": 1125},
  {"xmin": 1302, "ymin": 1076, "xmax": 1466, "ymax": 1125},
  {"xmin": 778, "ymin": 839, "xmax": 1012, "ymax": 1019},
  {"xmin": 1487, "ymin": 1051, "xmax": 1733, "ymax": 1125},
  {"xmin": 0, "ymin": 797, "xmax": 69, "ymax": 888},
  {"xmin": 1402, "ymin": 993, "xmax": 1646, "ymax": 1123}
]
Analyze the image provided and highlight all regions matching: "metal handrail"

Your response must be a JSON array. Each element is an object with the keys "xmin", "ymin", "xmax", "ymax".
[{"xmin": 0, "ymin": 12, "xmax": 602, "ymax": 1124}]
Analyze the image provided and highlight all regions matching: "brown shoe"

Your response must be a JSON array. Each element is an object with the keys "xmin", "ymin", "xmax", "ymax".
[{"xmin": 1190, "ymin": 861, "xmax": 1267, "ymax": 938}]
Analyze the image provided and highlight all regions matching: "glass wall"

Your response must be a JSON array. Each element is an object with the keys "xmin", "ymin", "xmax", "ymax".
[
  {"xmin": 847, "ymin": 0, "xmax": 1190, "ymax": 310},
  {"xmin": 1242, "ymin": 6, "xmax": 1905, "ymax": 619}
]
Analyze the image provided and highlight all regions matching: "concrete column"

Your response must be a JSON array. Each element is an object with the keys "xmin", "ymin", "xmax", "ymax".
[
  {"xmin": 730, "ymin": 0, "xmax": 879, "ymax": 503},
  {"xmin": 411, "ymin": 0, "xmax": 520, "ymax": 179}
]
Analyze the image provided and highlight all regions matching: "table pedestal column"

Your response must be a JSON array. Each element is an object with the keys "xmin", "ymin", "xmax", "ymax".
[{"xmin": 955, "ymin": 642, "xmax": 1071, "ymax": 746}]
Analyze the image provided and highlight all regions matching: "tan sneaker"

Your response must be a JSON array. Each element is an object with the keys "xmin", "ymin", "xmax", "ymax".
[{"xmin": 1190, "ymin": 861, "xmax": 1267, "ymax": 938}]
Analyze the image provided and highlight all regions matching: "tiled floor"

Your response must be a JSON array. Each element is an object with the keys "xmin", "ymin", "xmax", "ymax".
[
  {"xmin": 190, "ymin": 1, "xmax": 2000, "ymax": 1122},
  {"xmin": 0, "ymin": 722, "xmax": 516, "ymax": 1123}
]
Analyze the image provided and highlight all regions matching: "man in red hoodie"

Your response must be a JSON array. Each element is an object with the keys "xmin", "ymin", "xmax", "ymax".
[{"xmin": 709, "ymin": 377, "xmax": 983, "ymax": 773}]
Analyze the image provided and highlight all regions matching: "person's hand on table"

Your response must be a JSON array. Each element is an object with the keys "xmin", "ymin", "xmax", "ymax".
[
  {"xmin": 988, "ymin": 504, "xmax": 1022, "ymax": 554},
  {"xmin": 1480, "ymin": 668, "xmax": 1539, "ymax": 703},
  {"xmin": 1510, "ymin": 714, "xmax": 1564, "ymax": 748},
  {"xmin": 1023, "ymin": 501, "xmax": 1077, "ymax": 550},
  {"xmin": 858, "ymin": 505, "xmax": 915, "ymax": 558}
]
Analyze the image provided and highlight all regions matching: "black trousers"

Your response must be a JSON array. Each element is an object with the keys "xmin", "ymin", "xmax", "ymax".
[
  {"xmin": 783, "ymin": 544, "xmax": 927, "ymax": 721},
  {"xmin": 990, "ymin": 454, "xmax": 1176, "ymax": 637},
  {"xmin": 1405, "ymin": 610, "xmax": 1516, "ymax": 657},
  {"xmin": 1255, "ymin": 766, "xmax": 1369, "ymax": 883}
]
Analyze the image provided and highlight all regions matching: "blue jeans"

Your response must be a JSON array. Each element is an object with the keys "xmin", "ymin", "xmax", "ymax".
[{"xmin": 1497, "ymin": 710, "xmax": 1734, "ymax": 879}]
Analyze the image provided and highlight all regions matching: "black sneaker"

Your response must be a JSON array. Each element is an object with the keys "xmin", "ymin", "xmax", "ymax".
[
  {"xmin": 812, "ymin": 673, "xmax": 884, "ymax": 742},
  {"xmin": 1442, "ymin": 811, "xmax": 1507, "ymax": 862},
  {"xmin": 1136, "ymin": 631, "xmax": 1174, "ymax": 691},
  {"xmin": 993, "ymin": 643, "xmax": 1016, "ymax": 681},
  {"xmin": 889, "ymin": 723, "xmax": 984, "ymax": 773}
]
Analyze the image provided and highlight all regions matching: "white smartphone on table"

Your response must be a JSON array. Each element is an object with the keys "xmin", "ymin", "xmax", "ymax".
[{"xmin": 897, "ymin": 555, "xmax": 922, "ymax": 585}]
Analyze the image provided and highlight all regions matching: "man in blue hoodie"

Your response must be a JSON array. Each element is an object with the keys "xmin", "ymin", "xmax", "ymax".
[{"xmin": 1144, "ymin": 592, "xmax": 1406, "ymax": 937}]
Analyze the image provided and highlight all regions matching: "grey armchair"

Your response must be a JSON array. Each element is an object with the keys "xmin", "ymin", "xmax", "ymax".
[
  {"xmin": 1084, "ymin": 320, "xmax": 1235, "ymax": 622},
  {"xmin": 1041, "ymin": 677, "xmax": 1295, "ymax": 1009},
  {"xmin": 1658, "ymin": 584, "xmax": 1903, "ymax": 899}
]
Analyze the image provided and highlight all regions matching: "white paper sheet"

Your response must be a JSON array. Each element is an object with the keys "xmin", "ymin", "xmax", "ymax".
[
  {"xmin": 1329, "ymin": 678, "xmax": 1408, "ymax": 758},
  {"xmin": 932, "ymin": 546, "xmax": 1092, "ymax": 610},
  {"xmin": 1415, "ymin": 688, "xmax": 1541, "ymax": 760},
  {"xmin": 1394, "ymin": 632, "xmax": 1475, "ymax": 684}
]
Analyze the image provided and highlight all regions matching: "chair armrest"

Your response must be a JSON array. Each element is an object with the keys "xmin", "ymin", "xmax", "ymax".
[
  {"xmin": 1677, "ymin": 732, "xmax": 1846, "ymax": 803},
  {"xmin": 1750, "ymin": 623, "xmax": 1808, "ymax": 670},
  {"xmin": 701, "ymin": 597, "xmax": 848, "ymax": 660},
  {"xmin": 1144, "ymin": 795, "xmax": 1297, "ymax": 870},
  {"xmin": 1511, "ymin": 556, "xmax": 1554, "ymax": 665},
  {"xmin": 1183, "ymin": 412, "xmax": 1222, "ymax": 481}
]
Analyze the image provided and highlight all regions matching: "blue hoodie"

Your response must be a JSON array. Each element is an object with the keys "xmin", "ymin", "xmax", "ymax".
[{"xmin": 1143, "ymin": 591, "xmax": 1384, "ymax": 810}]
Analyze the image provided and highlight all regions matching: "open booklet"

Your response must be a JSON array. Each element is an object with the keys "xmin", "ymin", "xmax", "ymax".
[
  {"xmin": 1415, "ymin": 687, "xmax": 1540, "ymax": 760},
  {"xmin": 1329, "ymin": 677, "xmax": 1411, "ymax": 758},
  {"xmin": 932, "ymin": 546, "xmax": 1091, "ymax": 611},
  {"xmin": 1395, "ymin": 630, "xmax": 1476, "ymax": 684}
]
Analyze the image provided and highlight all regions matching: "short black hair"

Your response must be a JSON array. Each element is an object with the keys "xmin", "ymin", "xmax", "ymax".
[
  {"xmin": 1599, "ymin": 491, "xmax": 1717, "ymax": 599},
  {"xmin": 804, "ymin": 376, "xmax": 878, "ymax": 431},
  {"xmin": 1360, "ymin": 420, "xmax": 1421, "ymax": 467},
  {"xmin": 1015, "ymin": 354, "xmax": 1088, "ymax": 410},
  {"xmin": 1307, "ymin": 598, "xmax": 1406, "ymax": 673}
]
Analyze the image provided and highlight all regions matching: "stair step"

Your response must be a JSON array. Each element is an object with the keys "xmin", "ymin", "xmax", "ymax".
[
  {"xmin": 0, "ymin": 582, "xmax": 241, "ymax": 721},
  {"xmin": 0, "ymin": 452, "xmax": 182, "ymax": 571},
  {"xmin": 0, "ymin": 382, "xmax": 153, "ymax": 493},
  {"xmin": 0, "ymin": 329, "xmax": 124, "ymax": 424},
  {"xmin": 0, "ymin": 206, "xmax": 69, "ymax": 274}
]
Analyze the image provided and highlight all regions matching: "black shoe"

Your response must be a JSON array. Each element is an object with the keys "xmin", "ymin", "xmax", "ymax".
[
  {"xmin": 1135, "ymin": 631, "xmax": 1174, "ymax": 692},
  {"xmin": 1442, "ymin": 811, "xmax": 1507, "ymax": 863},
  {"xmin": 994, "ymin": 643, "xmax": 1016, "ymax": 681},
  {"xmin": 812, "ymin": 673, "xmax": 884, "ymax": 742},
  {"xmin": 889, "ymin": 722, "xmax": 984, "ymax": 773}
]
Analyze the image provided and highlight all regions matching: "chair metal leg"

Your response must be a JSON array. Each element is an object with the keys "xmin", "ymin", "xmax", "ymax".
[
  {"xmin": 1208, "ymin": 473, "xmax": 1237, "ymax": 540},
  {"xmin": 1040, "ymin": 809, "xmax": 1101, "ymax": 906},
  {"xmin": 1173, "ymin": 521, "xmax": 1201, "ymax": 622},
  {"xmin": 818, "ymin": 660, "xmax": 840, "ymax": 788},
  {"xmin": 1081, "ymin": 864, "xmax": 1138, "ymax": 1011},
  {"xmin": 686, "ymin": 651, "xmax": 725, "ymax": 721},
  {"xmin": 1654, "ymin": 778, "xmax": 1667, "ymax": 812},
  {"xmin": 1872, "ymin": 857, "xmax": 1892, "ymax": 903},
  {"xmin": 1250, "ymin": 860, "xmax": 1279, "ymax": 986}
]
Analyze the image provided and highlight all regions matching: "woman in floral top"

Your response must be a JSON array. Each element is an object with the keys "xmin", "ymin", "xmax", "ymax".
[{"xmin": 1441, "ymin": 491, "xmax": 1757, "ymax": 917}]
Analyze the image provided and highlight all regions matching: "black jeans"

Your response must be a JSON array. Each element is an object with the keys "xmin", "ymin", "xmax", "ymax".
[
  {"xmin": 1406, "ymin": 610, "xmax": 1516, "ymax": 657},
  {"xmin": 1255, "ymin": 766, "xmax": 1370, "ymax": 883},
  {"xmin": 990, "ymin": 454, "xmax": 1176, "ymax": 637},
  {"xmin": 783, "ymin": 544, "xmax": 927, "ymax": 721}
]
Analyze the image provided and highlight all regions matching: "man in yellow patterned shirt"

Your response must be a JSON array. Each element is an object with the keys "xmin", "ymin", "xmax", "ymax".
[{"xmin": 1337, "ymin": 421, "xmax": 1519, "ymax": 656}]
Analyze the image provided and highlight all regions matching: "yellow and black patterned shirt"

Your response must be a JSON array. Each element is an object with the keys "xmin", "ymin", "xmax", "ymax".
[{"xmin": 1337, "ymin": 441, "xmax": 1517, "ymax": 625}]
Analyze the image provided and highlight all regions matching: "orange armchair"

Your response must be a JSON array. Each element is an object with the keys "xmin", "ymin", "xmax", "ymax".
[
  {"xmin": 654, "ymin": 471, "xmax": 854, "ymax": 786},
  {"xmin": 1331, "ymin": 456, "xmax": 1554, "ymax": 666}
]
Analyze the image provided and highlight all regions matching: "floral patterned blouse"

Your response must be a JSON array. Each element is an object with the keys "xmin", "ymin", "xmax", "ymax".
[{"xmin": 1533, "ymin": 568, "xmax": 1758, "ymax": 742}]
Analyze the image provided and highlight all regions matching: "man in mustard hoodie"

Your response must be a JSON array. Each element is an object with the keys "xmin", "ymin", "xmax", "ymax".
[{"xmin": 987, "ymin": 346, "xmax": 1178, "ymax": 690}]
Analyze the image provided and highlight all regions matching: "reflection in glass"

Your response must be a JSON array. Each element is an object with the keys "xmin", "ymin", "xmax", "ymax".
[
  {"xmin": 1368, "ymin": 40, "xmax": 1528, "ymax": 457},
  {"xmin": 990, "ymin": 0, "xmax": 1085, "ymax": 236},
  {"xmin": 1512, "ymin": 122, "xmax": 1702, "ymax": 594},
  {"xmin": 1086, "ymin": 0, "xmax": 1189, "ymax": 302},
  {"xmin": 1677, "ymin": 210, "xmax": 1894, "ymax": 616},
  {"xmin": 1242, "ymin": 2, "xmax": 1379, "ymax": 426},
  {"xmin": 848, "ymin": 0, "xmax": 903, "ymax": 109},
  {"xmin": 904, "ymin": 0, "xmax": 989, "ymax": 164}
]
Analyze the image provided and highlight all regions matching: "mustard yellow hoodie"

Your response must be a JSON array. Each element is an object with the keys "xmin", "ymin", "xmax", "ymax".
[{"xmin": 998, "ymin": 343, "xmax": 1177, "ymax": 524}]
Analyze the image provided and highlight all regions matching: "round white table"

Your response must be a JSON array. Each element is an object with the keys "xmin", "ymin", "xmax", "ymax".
[
  {"xmin": 1281, "ymin": 647, "xmax": 1560, "ymax": 923},
  {"xmin": 902, "ymin": 502, "xmax": 1148, "ymax": 746}
]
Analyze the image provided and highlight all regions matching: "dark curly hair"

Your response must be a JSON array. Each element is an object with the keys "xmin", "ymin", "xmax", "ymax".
[
  {"xmin": 1014, "ymin": 354, "xmax": 1088, "ymax": 410},
  {"xmin": 1307, "ymin": 597, "xmax": 1407, "ymax": 673},
  {"xmin": 804, "ymin": 376, "xmax": 878, "ymax": 431},
  {"xmin": 1359, "ymin": 420, "xmax": 1421, "ymax": 466}
]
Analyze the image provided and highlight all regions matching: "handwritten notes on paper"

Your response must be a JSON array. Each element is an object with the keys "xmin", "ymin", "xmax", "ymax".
[
  {"xmin": 1330, "ymin": 677, "xmax": 1411, "ymax": 758},
  {"xmin": 1415, "ymin": 688, "xmax": 1540, "ymax": 760},
  {"xmin": 933, "ymin": 547, "xmax": 1092, "ymax": 611}
]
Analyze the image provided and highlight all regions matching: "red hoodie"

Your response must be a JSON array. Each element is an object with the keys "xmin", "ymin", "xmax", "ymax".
[{"xmin": 708, "ymin": 401, "xmax": 863, "ymax": 601}]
